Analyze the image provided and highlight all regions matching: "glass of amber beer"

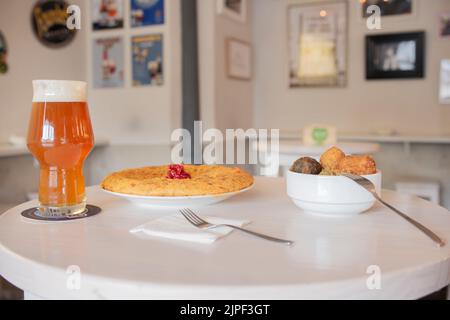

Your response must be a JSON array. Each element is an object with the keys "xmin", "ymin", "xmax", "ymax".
[{"xmin": 27, "ymin": 80, "xmax": 94, "ymax": 218}]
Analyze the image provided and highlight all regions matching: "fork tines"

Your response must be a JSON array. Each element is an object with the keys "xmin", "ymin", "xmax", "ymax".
[{"xmin": 180, "ymin": 208, "xmax": 206, "ymax": 226}]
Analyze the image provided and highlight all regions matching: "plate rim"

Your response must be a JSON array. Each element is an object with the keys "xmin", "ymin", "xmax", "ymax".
[{"xmin": 101, "ymin": 183, "xmax": 255, "ymax": 200}]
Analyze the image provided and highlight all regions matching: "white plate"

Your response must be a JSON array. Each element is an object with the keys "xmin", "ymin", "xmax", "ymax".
[{"xmin": 101, "ymin": 184, "xmax": 254, "ymax": 208}]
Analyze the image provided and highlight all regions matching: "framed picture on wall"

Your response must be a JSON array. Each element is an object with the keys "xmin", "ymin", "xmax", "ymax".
[
  {"xmin": 288, "ymin": 1, "xmax": 348, "ymax": 88},
  {"xmin": 226, "ymin": 38, "xmax": 252, "ymax": 80},
  {"xmin": 440, "ymin": 13, "xmax": 450, "ymax": 37},
  {"xmin": 217, "ymin": 0, "xmax": 247, "ymax": 23},
  {"xmin": 92, "ymin": 37, "xmax": 125, "ymax": 88},
  {"xmin": 366, "ymin": 31, "xmax": 425, "ymax": 80},
  {"xmin": 130, "ymin": 0, "xmax": 165, "ymax": 27},
  {"xmin": 361, "ymin": 0, "xmax": 413, "ymax": 18},
  {"xmin": 0, "ymin": 31, "xmax": 8, "ymax": 74},
  {"xmin": 91, "ymin": 0, "xmax": 124, "ymax": 30},
  {"xmin": 132, "ymin": 34, "xmax": 163, "ymax": 86},
  {"xmin": 440, "ymin": 60, "xmax": 450, "ymax": 105}
]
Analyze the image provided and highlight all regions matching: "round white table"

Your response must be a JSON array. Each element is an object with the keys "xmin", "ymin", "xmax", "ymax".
[
  {"xmin": 254, "ymin": 141, "xmax": 380, "ymax": 176},
  {"xmin": 1, "ymin": 177, "xmax": 449, "ymax": 300}
]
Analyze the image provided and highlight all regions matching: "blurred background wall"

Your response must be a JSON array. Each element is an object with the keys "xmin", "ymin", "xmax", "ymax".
[
  {"xmin": 0, "ymin": 0, "xmax": 254, "ymax": 206},
  {"xmin": 252, "ymin": 0, "xmax": 450, "ymax": 135},
  {"xmin": 0, "ymin": 0, "xmax": 449, "ymax": 206},
  {"xmin": 0, "ymin": 0, "xmax": 86, "ymax": 140}
]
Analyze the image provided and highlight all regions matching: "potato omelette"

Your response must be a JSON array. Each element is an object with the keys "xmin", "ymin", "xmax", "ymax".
[{"xmin": 101, "ymin": 164, "xmax": 254, "ymax": 197}]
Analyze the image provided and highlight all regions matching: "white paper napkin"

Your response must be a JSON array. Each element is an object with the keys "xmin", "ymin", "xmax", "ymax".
[{"xmin": 130, "ymin": 214, "xmax": 250, "ymax": 244}]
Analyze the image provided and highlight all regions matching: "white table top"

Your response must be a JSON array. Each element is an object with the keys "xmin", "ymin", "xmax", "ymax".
[{"xmin": 1, "ymin": 177, "xmax": 450, "ymax": 300}]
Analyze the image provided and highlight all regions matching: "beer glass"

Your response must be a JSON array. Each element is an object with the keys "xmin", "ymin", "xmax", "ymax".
[{"xmin": 27, "ymin": 80, "xmax": 94, "ymax": 218}]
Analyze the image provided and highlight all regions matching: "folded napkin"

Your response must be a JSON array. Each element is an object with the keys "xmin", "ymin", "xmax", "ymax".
[{"xmin": 130, "ymin": 214, "xmax": 250, "ymax": 244}]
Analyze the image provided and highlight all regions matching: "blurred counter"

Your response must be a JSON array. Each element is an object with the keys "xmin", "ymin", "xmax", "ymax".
[
  {"xmin": 280, "ymin": 130, "xmax": 450, "ymax": 144},
  {"xmin": 0, "ymin": 138, "xmax": 110, "ymax": 158}
]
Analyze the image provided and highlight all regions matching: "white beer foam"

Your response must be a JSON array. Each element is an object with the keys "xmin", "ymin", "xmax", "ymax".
[{"xmin": 32, "ymin": 80, "xmax": 87, "ymax": 102}]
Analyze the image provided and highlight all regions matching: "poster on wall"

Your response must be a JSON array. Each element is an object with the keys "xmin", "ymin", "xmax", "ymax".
[
  {"xmin": 0, "ymin": 31, "xmax": 7, "ymax": 74},
  {"xmin": 288, "ymin": 1, "xmax": 347, "ymax": 87},
  {"xmin": 361, "ymin": 0, "xmax": 412, "ymax": 18},
  {"xmin": 92, "ymin": 37, "xmax": 125, "ymax": 88},
  {"xmin": 226, "ymin": 38, "xmax": 252, "ymax": 80},
  {"xmin": 132, "ymin": 34, "xmax": 163, "ymax": 86},
  {"xmin": 91, "ymin": 0, "xmax": 124, "ymax": 30},
  {"xmin": 130, "ymin": 0, "xmax": 165, "ymax": 27},
  {"xmin": 440, "ymin": 13, "xmax": 450, "ymax": 37},
  {"xmin": 217, "ymin": 0, "xmax": 247, "ymax": 23},
  {"xmin": 31, "ymin": 0, "xmax": 76, "ymax": 48},
  {"xmin": 440, "ymin": 60, "xmax": 450, "ymax": 105},
  {"xmin": 365, "ymin": 32, "xmax": 424, "ymax": 80}
]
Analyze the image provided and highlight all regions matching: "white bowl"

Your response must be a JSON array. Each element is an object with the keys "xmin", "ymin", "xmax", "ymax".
[{"xmin": 286, "ymin": 170, "xmax": 382, "ymax": 217}]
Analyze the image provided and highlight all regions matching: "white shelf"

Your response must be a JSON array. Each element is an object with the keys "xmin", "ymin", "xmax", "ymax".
[
  {"xmin": 0, "ymin": 144, "xmax": 29, "ymax": 158},
  {"xmin": 280, "ymin": 130, "xmax": 450, "ymax": 145},
  {"xmin": 0, "ymin": 138, "xmax": 110, "ymax": 158},
  {"xmin": 339, "ymin": 134, "xmax": 450, "ymax": 144}
]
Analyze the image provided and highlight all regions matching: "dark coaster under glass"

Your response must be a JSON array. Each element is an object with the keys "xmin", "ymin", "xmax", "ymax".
[{"xmin": 21, "ymin": 205, "xmax": 102, "ymax": 221}]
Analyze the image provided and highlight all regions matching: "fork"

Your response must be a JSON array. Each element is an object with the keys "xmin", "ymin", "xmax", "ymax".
[
  {"xmin": 343, "ymin": 173, "xmax": 445, "ymax": 247},
  {"xmin": 179, "ymin": 208, "xmax": 294, "ymax": 246}
]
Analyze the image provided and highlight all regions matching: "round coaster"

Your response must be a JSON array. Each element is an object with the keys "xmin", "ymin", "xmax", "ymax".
[{"xmin": 21, "ymin": 205, "xmax": 102, "ymax": 221}]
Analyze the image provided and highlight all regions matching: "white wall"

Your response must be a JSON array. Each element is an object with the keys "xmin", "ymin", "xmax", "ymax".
[
  {"xmin": 198, "ymin": 0, "xmax": 217, "ymax": 130},
  {"xmin": 86, "ymin": 0, "xmax": 181, "ymax": 145},
  {"xmin": 252, "ymin": 0, "xmax": 450, "ymax": 135},
  {"xmin": 0, "ymin": 0, "xmax": 181, "ymax": 145},
  {"xmin": 0, "ymin": 0, "xmax": 86, "ymax": 142},
  {"xmin": 214, "ymin": 3, "xmax": 253, "ymax": 131},
  {"xmin": 198, "ymin": 0, "xmax": 253, "ymax": 131}
]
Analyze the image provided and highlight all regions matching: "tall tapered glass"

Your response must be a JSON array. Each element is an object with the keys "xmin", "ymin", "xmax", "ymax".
[{"xmin": 27, "ymin": 80, "xmax": 94, "ymax": 218}]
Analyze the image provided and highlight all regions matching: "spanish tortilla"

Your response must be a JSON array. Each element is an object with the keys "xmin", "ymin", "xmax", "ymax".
[{"xmin": 101, "ymin": 165, "xmax": 254, "ymax": 197}]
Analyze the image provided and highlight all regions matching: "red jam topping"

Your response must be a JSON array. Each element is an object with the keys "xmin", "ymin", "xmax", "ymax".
[{"xmin": 166, "ymin": 164, "xmax": 191, "ymax": 179}]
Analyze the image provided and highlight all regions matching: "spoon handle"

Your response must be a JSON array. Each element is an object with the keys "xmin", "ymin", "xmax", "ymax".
[{"xmin": 372, "ymin": 192, "xmax": 445, "ymax": 247}]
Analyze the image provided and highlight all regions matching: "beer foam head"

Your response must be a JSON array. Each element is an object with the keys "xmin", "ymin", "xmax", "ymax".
[{"xmin": 32, "ymin": 80, "xmax": 87, "ymax": 102}]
